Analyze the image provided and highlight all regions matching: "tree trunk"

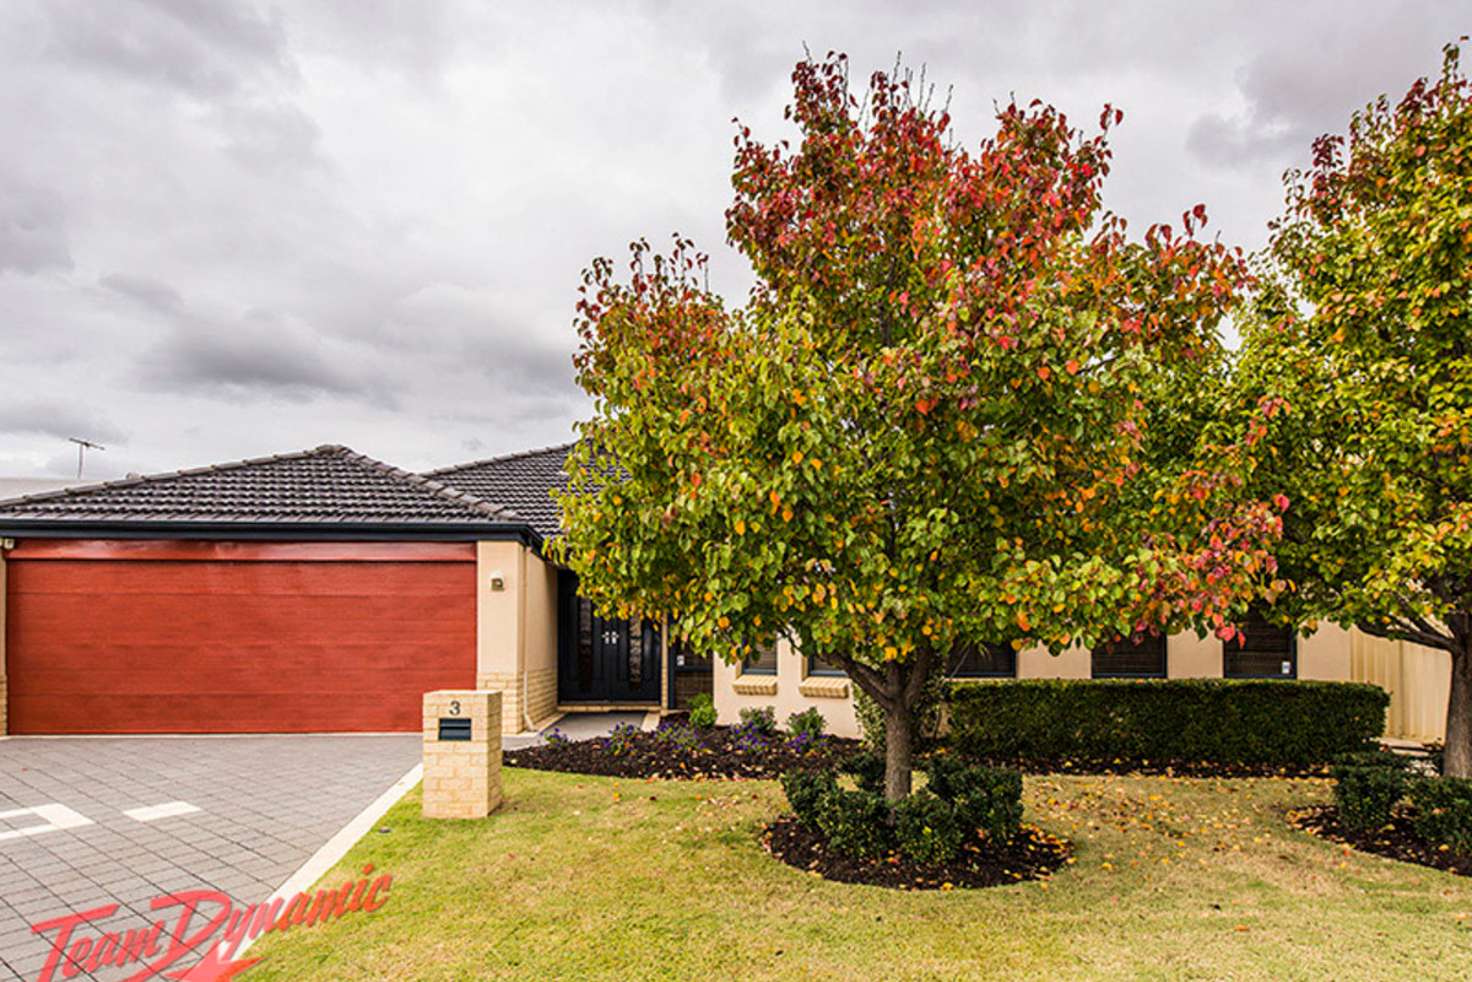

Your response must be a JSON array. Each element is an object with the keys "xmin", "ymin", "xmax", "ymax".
[
  {"xmin": 838, "ymin": 650, "xmax": 933, "ymax": 804},
  {"xmin": 883, "ymin": 703, "xmax": 914, "ymax": 802},
  {"xmin": 1445, "ymin": 646, "xmax": 1472, "ymax": 778}
]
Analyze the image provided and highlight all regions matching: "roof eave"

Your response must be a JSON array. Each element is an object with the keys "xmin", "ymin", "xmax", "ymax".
[{"xmin": 0, "ymin": 518, "xmax": 545, "ymax": 550}]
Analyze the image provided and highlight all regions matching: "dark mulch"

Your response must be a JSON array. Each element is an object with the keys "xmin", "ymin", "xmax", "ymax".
[
  {"xmin": 763, "ymin": 816, "xmax": 1071, "ymax": 890},
  {"xmin": 1287, "ymin": 804, "xmax": 1472, "ymax": 877},
  {"xmin": 505, "ymin": 721, "xmax": 860, "ymax": 781},
  {"xmin": 963, "ymin": 754, "xmax": 1336, "ymax": 779}
]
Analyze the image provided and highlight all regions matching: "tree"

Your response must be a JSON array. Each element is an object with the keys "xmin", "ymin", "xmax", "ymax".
[
  {"xmin": 1234, "ymin": 42, "xmax": 1472, "ymax": 776},
  {"xmin": 555, "ymin": 55, "xmax": 1284, "ymax": 802}
]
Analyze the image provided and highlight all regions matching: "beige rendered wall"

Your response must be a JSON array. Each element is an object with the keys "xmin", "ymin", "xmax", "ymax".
[
  {"xmin": 1298, "ymin": 622, "xmax": 1352, "ymax": 680},
  {"xmin": 475, "ymin": 540, "xmax": 560, "ymax": 735},
  {"xmin": 714, "ymin": 637, "xmax": 860, "ymax": 739},
  {"xmin": 522, "ymin": 550, "xmax": 559, "ymax": 727}
]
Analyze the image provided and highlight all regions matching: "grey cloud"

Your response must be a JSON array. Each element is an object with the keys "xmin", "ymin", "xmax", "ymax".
[
  {"xmin": 0, "ymin": 182, "xmax": 71, "ymax": 274},
  {"xmin": 1186, "ymin": 7, "xmax": 1455, "ymax": 169},
  {"xmin": 0, "ymin": 399, "xmax": 127, "ymax": 445},
  {"xmin": 100, "ymin": 272, "xmax": 183, "ymax": 313},
  {"xmin": 140, "ymin": 309, "xmax": 399, "ymax": 407},
  {"xmin": 41, "ymin": 0, "xmax": 292, "ymax": 96}
]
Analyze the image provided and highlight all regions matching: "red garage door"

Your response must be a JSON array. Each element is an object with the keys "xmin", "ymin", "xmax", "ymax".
[{"xmin": 5, "ymin": 540, "xmax": 477, "ymax": 734}]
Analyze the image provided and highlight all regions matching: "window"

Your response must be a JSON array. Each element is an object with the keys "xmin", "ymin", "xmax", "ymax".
[
  {"xmin": 947, "ymin": 641, "xmax": 1017, "ymax": 678},
  {"xmin": 668, "ymin": 634, "xmax": 712, "ymax": 674},
  {"xmin": 1224, "ymin": 609, "xmax": 1297, "ymax": 678},
  {"xmin": 806, "ymin": 652, "xmax": 846, "ymax": 677},
  {"xmin": 742, "ymin": 640, "xmax": 778, "ymax": 675},
  {"xmin": 1091, "ymin": 634, "xmax": 1167, "ymax": 678}
]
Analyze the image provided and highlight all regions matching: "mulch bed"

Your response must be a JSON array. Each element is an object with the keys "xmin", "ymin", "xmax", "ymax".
[
  {"xmin": 763, "ymin": 817, "xmax": 1071, "ymax": 889},
  {"xmin": 504, "ymin": 721, "xmax": 860, "ymax": 780},
  {"xmin": 1287, "ymin": 804, "xmax": 1472, "ymax": 877}
]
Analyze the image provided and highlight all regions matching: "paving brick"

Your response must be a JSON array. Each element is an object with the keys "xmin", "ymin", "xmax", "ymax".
[{"xmin": 0, "ymin": 734, "xmax": 419, "ymax": 978}]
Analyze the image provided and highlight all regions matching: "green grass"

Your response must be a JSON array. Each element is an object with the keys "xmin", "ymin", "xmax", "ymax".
[{"xmin": 247, "ymin": 768, "xmax": 1472, "ymax": 980}]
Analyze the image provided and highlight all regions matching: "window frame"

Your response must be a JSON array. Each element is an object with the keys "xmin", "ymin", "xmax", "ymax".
[
  {"xmin": 740, "ymin": 640, "xmax": 779, "ymax": 676},
  {"xmin": 1090, "ymin": 633, "xmax": 1168, "ymax": 679},
  {"xmin": 805, "ymin": 652, "xmax": 847, "ymax": 678},
  {"xmin": 946, "ymin": 641, "xmax": 1018, "ymax": 679},
  {"xmin": 1222, "ymin": 610, "xmax": 1299, "ymax": 680}
]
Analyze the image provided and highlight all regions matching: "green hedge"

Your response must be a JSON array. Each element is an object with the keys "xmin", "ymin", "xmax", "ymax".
[{"xmin": 946, "ymin": 679, "xmax": 1388, "ymax": 768}]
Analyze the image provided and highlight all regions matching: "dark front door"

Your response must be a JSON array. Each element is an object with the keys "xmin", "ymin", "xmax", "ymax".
[{"xmin": 557, "ymin": 571, "xmax": 661, "ymax": 703}]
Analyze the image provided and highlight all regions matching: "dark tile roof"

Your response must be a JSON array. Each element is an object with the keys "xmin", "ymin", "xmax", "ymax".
[
  {"xmin": 423, "ymin": 443, "xmax": 576, "ymax": 538},
  {"xmin": 0, "ymin": 445, "xmax": 526, "ymax": 530}
]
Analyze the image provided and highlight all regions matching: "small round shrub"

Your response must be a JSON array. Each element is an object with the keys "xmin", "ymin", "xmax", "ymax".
[
  {"xmin": 1331, "ymin": 764, "xmax": 1408, "ymax": 832},
  {"xmin": 738, "ymin": 706, "xmax": 778, "ymax": 735},
  {"xmin": 841, "ymin": 750, "xmax": 887, "ymax": 795},
  {"xmin": 816, "ymin": 788, "xmax": 894, "ymax": 859},
  {"xmin": 1408, "ymin": 775, "xmax": 1472, "ymax": 853},
  {"xmin": 894, "ymin": 792, "xmax": 964, "ymax": 864},
  {"xmin": 780, "ymin": 770, "xmax": 838, "ymax": 830},
  {"xmin": 687, "ymin": 692, "xmax": 717, "ymax": 730},
  {"xmin": 787, "ymin": 707, "xmax": 826, "ymax": 740},
  {"xmin": 925, "ymin": 757, "xmax": 1023, "ymax": 842}
]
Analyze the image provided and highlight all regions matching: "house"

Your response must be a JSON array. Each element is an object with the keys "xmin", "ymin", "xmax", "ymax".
[
  {"xmin": 0, "ymin": 446, "xmax": 539, "ymax": 734},
  {"xmin": 0, "ymin": 442, "xmax": 1450, "ymax": 742}
]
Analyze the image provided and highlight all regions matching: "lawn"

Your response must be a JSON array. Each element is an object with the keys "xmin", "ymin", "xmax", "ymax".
[{"xmin": 246, "ymin": 768, "xmax": 1472, "ymax": 980}]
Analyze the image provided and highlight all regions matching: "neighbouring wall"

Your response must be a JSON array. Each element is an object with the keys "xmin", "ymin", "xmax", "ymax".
[{"xmin": 1352, "ymin": 630, "xmax": 1451, "ymax": 742}]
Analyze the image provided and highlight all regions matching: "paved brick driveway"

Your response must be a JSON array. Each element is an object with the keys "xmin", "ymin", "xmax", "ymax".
[{"xmin": 0, "ymin": 734, "xmax": 420, "ymax": 981}]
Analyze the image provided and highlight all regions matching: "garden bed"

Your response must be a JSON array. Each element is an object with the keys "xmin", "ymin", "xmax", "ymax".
[
  {"xmin": 763, "ymin": 816, "xmax": 1070, "ymax": 889},
  {"xmin": 1287, "ymin": 804, "xmax": 1472, "ymax": 877},
  {"xmin": 504, "ymin": 718, "xmax": 860, "ymax": 780}
]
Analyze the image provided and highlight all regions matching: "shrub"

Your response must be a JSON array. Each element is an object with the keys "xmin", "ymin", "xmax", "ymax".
[
  {"xmin": 894, "ymin": 792, "xmax": 964, "ymax": 864},
  {"xmin": 687, "ymin": 692, "xmax": 717, "ymax": 730},
  {"xmin": 780, "ymin": 770, "xmax": 838, "ymax": 829},
  {"xmin": 787, "ymin": 707, "xmax": 827, "ymax": 740},
  {"xmin": 1409, "ymin": 776, "xmax": 1472, "ymax": 854},
  {"xmin": 841, "ymin": 750, "xmax": 887, "ymax": 795},
  {"xmin": 946, "ymin": 679, "xmax": 1388, "ymax": 768},
  {"xmin": 924, "ymin": 757, "xmax": 1023, "ymax": 842},
  {"xmin": 1334, "ymin": 749, "xmax": 1409, "ymax": 771},
  {"xmin": 815, "ymin": 788, "xmax": 894, "ymax": 859},
  {"xmin": 1331, "ymin": 765, "xmax": 1408, "ymax": 832},
  {"xmin": 738, "ymin": 706, "xmax": 778, "ymax": 735}
]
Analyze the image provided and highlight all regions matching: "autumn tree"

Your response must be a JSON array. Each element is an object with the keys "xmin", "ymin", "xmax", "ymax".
[
  {"xmin": 1234, "ymin": 42, "xmax": 1472, "ymax": 776},
  {"xmin": 556, "ymin": 55, "xmax": 1284, "ymax": 801}
]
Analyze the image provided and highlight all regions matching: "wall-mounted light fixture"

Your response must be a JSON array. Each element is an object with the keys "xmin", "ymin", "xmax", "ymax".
[{"xmin": 489, "ymin": 571, "xmax": 505, "ymax": 591}]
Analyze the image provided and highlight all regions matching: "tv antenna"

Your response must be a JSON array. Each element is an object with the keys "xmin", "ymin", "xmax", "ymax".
[{"xmin": 68, "ymin": 437, "xmax": 105, "ymax": 479}]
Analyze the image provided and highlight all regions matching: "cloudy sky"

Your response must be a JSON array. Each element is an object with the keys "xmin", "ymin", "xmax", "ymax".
[{"xmin": 0, "ymin": 2, "xmax": 1462, "ymax": 480}]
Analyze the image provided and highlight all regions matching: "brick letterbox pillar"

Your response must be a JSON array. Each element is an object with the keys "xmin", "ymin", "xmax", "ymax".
[{"xmin": 422, "ymin": 689, "xmax": 503, "ymax": 819}]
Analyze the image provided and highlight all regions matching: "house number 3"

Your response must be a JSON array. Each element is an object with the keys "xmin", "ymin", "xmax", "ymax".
[{"xmin": 449, "ymin": 700, "xmax": 461, "ymax": 716}]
